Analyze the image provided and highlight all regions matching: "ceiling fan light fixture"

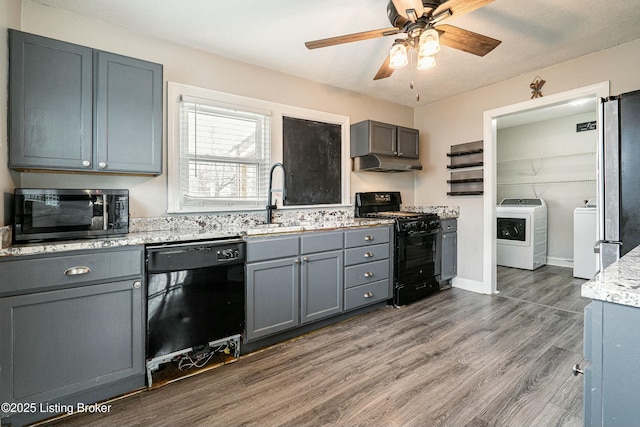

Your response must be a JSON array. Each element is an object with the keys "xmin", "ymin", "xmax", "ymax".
[
  {"xmin": 389, "ymin": 42, "xmax": 409, "ymax": 69},
  {"xmin": 419, "ymin": 28, "xmax": 440, "ymax": 56},
  {"xmin": 391, "ymin": 0, "xmax": 425, "ymax": 22},
  {"xmin": 417, "ymin": 52, "xmax": 436, "ymax": 70}
]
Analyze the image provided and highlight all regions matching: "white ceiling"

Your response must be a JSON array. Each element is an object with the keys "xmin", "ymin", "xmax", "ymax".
[{"xmin": 31, "ymin": 0, "xmax": 640, "ymax": 108}]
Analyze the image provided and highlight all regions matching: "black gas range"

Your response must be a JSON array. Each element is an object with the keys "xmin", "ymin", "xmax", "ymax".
[{"xmin": 355, "ymin": 192, "xmax": 441, "ymax": 306}]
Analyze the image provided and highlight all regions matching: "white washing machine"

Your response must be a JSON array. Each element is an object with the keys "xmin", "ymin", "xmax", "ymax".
[
  {"xmin": 573, "ymin": 200, "xmax": 598, "ymax": 279},
  {"xmin": 496, "ymin": 198, "xmax": 547, "ymax": 270}
]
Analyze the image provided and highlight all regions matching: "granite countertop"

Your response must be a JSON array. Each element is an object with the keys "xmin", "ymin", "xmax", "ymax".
[
  {"xmin": 0, "ymin": 205, "xmax": 459, "ymax": 257},
  {"xmin": 0, "ymin": 218, "xmax": 393, "ymax": 257},
  {"xmin": 582, "ymin": 245, "xmax": 640, "ymax": 308}
]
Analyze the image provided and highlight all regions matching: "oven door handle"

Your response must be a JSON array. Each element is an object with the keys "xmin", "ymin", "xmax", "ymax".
[{"xmin": 404, "ymin": 229, "xmax": 438, "ymax": 237}]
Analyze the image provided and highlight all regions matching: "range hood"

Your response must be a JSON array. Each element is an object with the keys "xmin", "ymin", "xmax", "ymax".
[{"xmin": 353, "ymin": 154, "xmax": 423, "ymax": 172}]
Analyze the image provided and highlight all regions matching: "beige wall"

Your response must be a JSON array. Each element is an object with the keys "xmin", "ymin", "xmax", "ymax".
[
  {"xmin": 0, "ymin": 0, "xmax": 22, "ymax": 225},
  {"xmin": 1, "ymin": 0, "xmax": 416, "ymax": 224},
  {"xmin": 414, "ymin": 38, "xmax": 640, "ymax": 290}
]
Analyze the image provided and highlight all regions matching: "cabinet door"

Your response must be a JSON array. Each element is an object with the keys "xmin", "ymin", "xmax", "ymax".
[
  {"xmin": 94, "ymin": 51, "xmax": 163, "ymax": 174},
  {"xmin": 0, "ymin": 280, "xmax": 144, "ymax": 408},
  {"xmin": 246, "ymin": 258, "xmax": 300, "ymax": 341},
  {"xmin": 397, "ymin": 126, "xmax": 419, "ymax": 158},
  {"xmin": 300, "ymin": 250, "xmax": 344, "ymax": 324},
  {"xmin": 9, "ymin": 30, "xmax": 93, "ymax": 171},
  {"xmin": 369, "ymin": 121, "xmax": 397, "ymax": 156},
  {"xmin": 440, "ymin": 232, "xmax": 458, "ymax": 281}
]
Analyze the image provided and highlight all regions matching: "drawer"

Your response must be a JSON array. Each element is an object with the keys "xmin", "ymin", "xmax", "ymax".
[
  {"xmin": 0, "ymin": 246, "xmax": 144, "ymax": 296},
  {"xmin": 344, "ymin": 279, "xmax": 390, "ymax": 311},
  {"xmin": 344, "ymin": 243, "xmax": 389, "ymax": 266},
  {"xmin": 441, "ymin": 218, "xmax": 457, "ymax": 233},
  {"xmin": 344, "ymin": 260, "xmax": 389, "ymax": 288},
  {"xmin": 246, "ymin": 236, "xmax": 299, "ymax": 262},
  {"xmin": 344, "ymin": 226, "xmax": 390, "ymax": 248},
  {"xmin": 300, "ymin": 231, "xmax": 343, "ymax": 254}
]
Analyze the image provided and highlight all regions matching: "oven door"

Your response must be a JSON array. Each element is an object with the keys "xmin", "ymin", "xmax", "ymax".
[{"xmin": 396, "ymin": 229, "xmax": 440, "ymax": 285}]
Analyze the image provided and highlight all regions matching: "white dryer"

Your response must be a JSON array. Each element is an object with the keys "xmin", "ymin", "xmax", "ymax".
[{"xmin": 496, "ymin": 198, "xmax": 547, "ymax": 270}]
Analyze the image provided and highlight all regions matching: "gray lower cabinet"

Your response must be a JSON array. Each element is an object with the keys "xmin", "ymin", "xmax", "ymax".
[
  {"xmin": 0, "ymin": 247, "xmax": 145, "ymax": 426},
  {"xmin": 344, "ymin": 226, "xmax": 393, "ymax": 310},
  {"xmin": 9, "ymin": 29, "xmax": 162, "ymax": 174},
  {"xmin": 439, "ymin": 218, "xmax": 458, "ymax": 286},
  {"xmin": 245, "ymin": 231, "xmax": 344, "ymax": 342},
  {"xmin": 583, "ymin": 300, "xmax": 640, "ymax": 427}
]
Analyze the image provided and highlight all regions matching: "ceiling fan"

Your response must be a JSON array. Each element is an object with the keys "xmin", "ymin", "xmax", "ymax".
[{"xmin": 305, "ymin": 0, "xmax": 501, "ymax": 80}]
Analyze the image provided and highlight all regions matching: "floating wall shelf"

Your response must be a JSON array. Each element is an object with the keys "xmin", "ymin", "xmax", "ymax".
[{"xmin": 447, "ymin": 141, "xmax": 484, "ymax": 196}]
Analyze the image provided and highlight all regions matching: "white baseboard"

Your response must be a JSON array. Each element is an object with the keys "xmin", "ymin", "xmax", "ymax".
[
  {"xmin": 452, "ymin": 277, "xmax": 493, "ymax": 295},
  {"xmin": 546, "ymin": 257, "xmax": 573, "ymax": 268}
]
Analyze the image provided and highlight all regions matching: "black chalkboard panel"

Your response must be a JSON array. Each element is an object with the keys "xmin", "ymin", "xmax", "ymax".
[{"xmin": 283, "ymin": 116, "xmax": 342, "ymax": 206}]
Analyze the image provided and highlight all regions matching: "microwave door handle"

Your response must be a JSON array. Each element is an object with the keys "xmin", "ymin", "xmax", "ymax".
[{"xmin": 103, "ymin": 194, "xmax": 108, "ymax": 230}]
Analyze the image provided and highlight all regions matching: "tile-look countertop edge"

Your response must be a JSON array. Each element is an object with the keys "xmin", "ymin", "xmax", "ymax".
[{"xmin": 582, "ymin": 245, "xmax": 640, "ymax": 308}]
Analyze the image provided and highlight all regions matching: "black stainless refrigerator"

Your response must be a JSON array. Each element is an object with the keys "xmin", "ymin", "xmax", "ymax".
[{"xmin": 598, "ymin": 89, "xmax": 640, "ymax": 269}]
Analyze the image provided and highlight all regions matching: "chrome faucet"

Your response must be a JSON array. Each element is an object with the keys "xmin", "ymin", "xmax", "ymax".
[{"xmin": 266, "ymin": 163, "xmax": 287, "ymax": 224}]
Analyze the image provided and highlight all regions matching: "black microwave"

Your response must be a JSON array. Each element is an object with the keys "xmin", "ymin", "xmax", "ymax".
[{"xmin": 14, "ymin": 189, "xmax": 129, "ymax": 243}]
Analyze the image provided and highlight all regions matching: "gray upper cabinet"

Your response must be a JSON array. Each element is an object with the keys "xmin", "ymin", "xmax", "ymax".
[
  {"xmin": 351, "ymin": 120, "xmax": 419, "ymax": 159},
  {"xmin": 9, "ymin": 30, "xmax": 163, "ymax": 175},
  {"xmin": 9, "ymin": 30, "xmax": 93, "ymax": 170}
]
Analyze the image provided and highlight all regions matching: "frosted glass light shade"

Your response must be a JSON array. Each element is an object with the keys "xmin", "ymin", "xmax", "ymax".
[
  {"xmin": 419, "ymin": 28, "xmax": 440, "ymax": 56},
  {"xmin": 389, "ymin": 43, "xmax": 408, "ymax": 69},
  {"xmin": 417, "ymin": 53, "xmax": 436, "ymax": 70}
]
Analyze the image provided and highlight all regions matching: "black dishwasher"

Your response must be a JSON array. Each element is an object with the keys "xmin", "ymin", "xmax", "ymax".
[{"xmin": 145, "ymin": 238, "xmax": 245, "ymax": 360}]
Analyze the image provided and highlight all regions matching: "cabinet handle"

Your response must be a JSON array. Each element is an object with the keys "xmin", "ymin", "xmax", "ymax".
[
  {"xmin": 294, "ymin": 258, "xmax": 301, "ymax": 264},
  {"xmin": 364, "ymin": 252, "xmax": 374, "ymax": 258},
  {"xmin": 572, "ymin": 363, "xmax": 584, "ymax": 376},
  {"xmin": 133, "ymin": 281, "xmax": 141, "ymax": 289},
  {"xmin": 364, "ymin": 271, "xmax": 374, "ymax": 278},
  {"xmin": 398, "ymin": 152, "xmax": 403, "ymax": 156},
  {"xmin": 64, "ymin": 266, "xmax": 91, "ymax": 276},
  {"xmin": 364, "ymin": 235, "xmax": 374, "ymax": 241},
  {"xmin": 98, "ymin": 161, "xmax": 107, "ymax": 169},
  {"xmin": 302, "ymin": 257, "xmax": 309, "ymax": 262},
  {"xmin": 364, "ymin": 292, "xmax": 374, "ymax": 298},
  {"xmin": 82, "ymin": 160, "xmax": 91, "ymax": 167},
  {"xmin": 447, "ymin": 225, "xmax": 453, "ymax": 230}
]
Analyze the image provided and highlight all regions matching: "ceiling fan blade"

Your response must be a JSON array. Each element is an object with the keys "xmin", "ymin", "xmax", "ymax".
[
  {"xmin": 305, "ymin": 27, "xmax": 400, "ymax": 50},
  {"xmin": 437, "ymin": 24, "xmax": 501, "ymax": 56},
  {"xmin": 433, "ymin": 0, "xmax": 494, "ymax": 19},
  {"xmin": 373, "ymin": 55, "xmax": 394, "ymax": 80}
]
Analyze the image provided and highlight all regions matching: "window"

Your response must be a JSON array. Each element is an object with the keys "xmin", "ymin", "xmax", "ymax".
[
  {"xmin": 167, "ymin": 82, "xmax": 350, "ymax": 213},
  {"xmin": 179, "ymin": 101, "xmax": 270, "ymax": 208}
]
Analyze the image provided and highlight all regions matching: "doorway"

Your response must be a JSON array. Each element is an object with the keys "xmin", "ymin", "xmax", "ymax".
[{"xmin": 482, "ymin": 82, "xmax": 610, "ymax": 294}]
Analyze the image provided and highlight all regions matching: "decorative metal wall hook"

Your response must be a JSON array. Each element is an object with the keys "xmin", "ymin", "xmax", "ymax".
[{"xmin": 530, "ymin": 76, "xmax": 545, "ymax": 98}]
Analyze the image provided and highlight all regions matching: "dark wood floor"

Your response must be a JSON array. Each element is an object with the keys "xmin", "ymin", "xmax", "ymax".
[{"xmin": 42, "ymin": 266, "xmax": 588, "ymax": 427}]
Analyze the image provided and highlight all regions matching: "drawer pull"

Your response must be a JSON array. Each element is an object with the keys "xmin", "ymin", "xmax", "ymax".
[
  {"xmin": 64, "ymin": 266, "xmax": 91, "ymax": 276},
  {"xmin": 302, "ymin": 257, "xmax": 309, "ymax": 262},
  {"xmin": 133, "ymin": 281, "xmax": 142, "ymax": 289},
  {"xmin": 364, "ymin": 292, "xmax": 374, "ymax": 298},
  {"xmin": 364, "ymin": 235, "xmax": 374, "ymax": 241},
  {"xmin": 364, "ymin": 252, "xmax": 374, "ymax": 258},
  {"xmin": 364, "ymin": 271, "xmax": 374, "ymax": 278}
]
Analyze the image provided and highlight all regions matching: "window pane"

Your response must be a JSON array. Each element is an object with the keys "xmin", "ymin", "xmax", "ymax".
[{"xmin": 183, "ymin": 160, "xmax": 259, "ymax": 201}]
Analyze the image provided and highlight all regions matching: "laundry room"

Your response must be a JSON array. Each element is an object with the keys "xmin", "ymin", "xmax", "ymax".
[{"xmin": 496, "ymin": 100, "xmax": 598, "ymax": 274}]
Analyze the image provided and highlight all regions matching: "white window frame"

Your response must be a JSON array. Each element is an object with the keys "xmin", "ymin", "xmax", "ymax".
[{"xmin": 167, "ymin": 82, "xmax": 351, "ymax": 213}]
